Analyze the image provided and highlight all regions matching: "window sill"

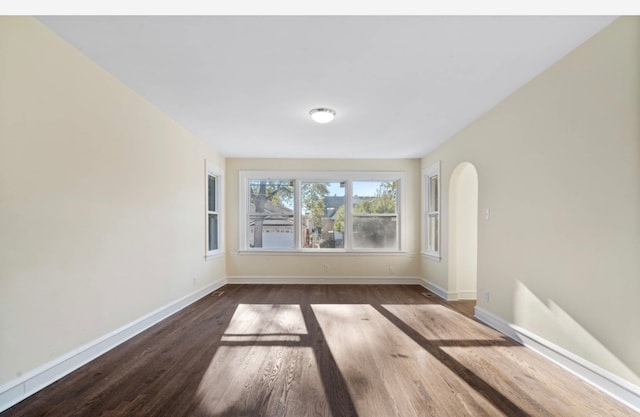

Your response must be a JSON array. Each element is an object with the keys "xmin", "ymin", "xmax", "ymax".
[
  {"xmin": 422, "ymin": 252, "xmax": 441, "ymax": 262},
  {"xmin": 237, "ymin": 250, "xmax": 410, "ymax": 256},
  {"xmin": 205, "ymin": 251, "xmax": 225, "ymax": 261}
]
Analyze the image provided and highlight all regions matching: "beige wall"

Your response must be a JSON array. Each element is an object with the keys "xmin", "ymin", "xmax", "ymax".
[
  {"xmin": 0, "ymin": 17, "xmax": 225, "ymax": 385},
  {"xmin": 226, "ymin": 158, "xmax": 421, "ymax": 278},
  {"xmin": 421, "ymin": 17, "xmax": 640, "ymax": 385}
]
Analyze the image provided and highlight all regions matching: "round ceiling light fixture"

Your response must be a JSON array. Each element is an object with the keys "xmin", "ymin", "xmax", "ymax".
[{"xmin": 309, "ymin": 107, "xmax": 336, "ymax": 124}]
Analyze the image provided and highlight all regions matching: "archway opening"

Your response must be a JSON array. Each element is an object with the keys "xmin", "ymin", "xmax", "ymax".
[{"xmin": 448, "ymin": 162, "xmax": 478, "ymax": 300}]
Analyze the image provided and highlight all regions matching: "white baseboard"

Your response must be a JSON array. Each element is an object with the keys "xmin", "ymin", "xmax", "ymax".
[
  {"xmin": 417, "ymin": 279, "xmax": 476, "ymax": 301},
  {"xmin": 514, "ymin": 325, "xmax": 640, "ymax": 413},
  {"xmin": 474, "ymin": 307, "xmax": 640, "ymax": 414},
  {"xmin": 418, "ymin": 278, "xmax": 451, "ymax": 300},
  {"xmin": 474, "ymin": 306, "xmax": 521, "ymax": 342},
  {"xmin": 0, "ymin": 279, "xmax": 226, "ymax": 413},
  {"xmin": 226, "ymin": 276, "xmax": 422, "ymax": 285},
  {"xmin": 456, "ymin": 290, "xmax": 477, "ymax": 300}
]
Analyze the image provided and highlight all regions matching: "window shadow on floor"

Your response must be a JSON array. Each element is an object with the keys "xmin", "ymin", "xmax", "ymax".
[
  {"xmin": 369, "ymin": 303, "xmax": 534, "ymax": 417},
  {"xmin": 2, "ymin": 284, "xmax": 597, "ymax": 417}
]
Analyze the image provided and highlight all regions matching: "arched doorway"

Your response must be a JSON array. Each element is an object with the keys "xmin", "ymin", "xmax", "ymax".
[{"xmin": 448, "ymin": 162, "xmax": 478, "ymax": 300}]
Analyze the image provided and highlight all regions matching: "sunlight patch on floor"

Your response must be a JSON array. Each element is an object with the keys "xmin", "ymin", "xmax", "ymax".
[
  {"xmin": 383, "ymin": 304, "xmax": 507, "ymax": 342},
  {"xmin": 311, "ymin": 303, "xmax": 504, "ymax": 417},
  {"xmin": 195, "ymin": 346, "xmax": 329, "ymax": 416},
  {"xmin": 225, "ymin": 303, "xmax": 308, "ymax": 336},
  {"xmin": 195, "ymin": 304, "xmax": 326, "ymax": 416}
]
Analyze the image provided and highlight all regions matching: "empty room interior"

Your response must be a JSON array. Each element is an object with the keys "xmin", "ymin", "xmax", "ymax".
[{"xmin": 1, "ymin": 14, "xmax": 639, "ymax": 417}]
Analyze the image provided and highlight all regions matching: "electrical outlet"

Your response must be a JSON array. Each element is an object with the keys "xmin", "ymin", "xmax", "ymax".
[
  {"xmin": 388, "ymin": 266, "xmax": 394, "ymax": 275},
  {"xmin": 323, "ymin": 264, "xmax": 329, "ymax": 273},
  {"xmin": 484, "ymin": 208, "xmax": 490, "ymax": 221},
  {"xmin": 483, "ymin": 290, "xmax": 490, "ymax": 303},
  {"xmin": 193, "ymin": 276, "xmax": 197, "ymax": 286}
]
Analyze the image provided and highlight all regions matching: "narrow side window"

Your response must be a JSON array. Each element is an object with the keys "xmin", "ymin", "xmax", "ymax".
[
  {"xmin": 424, "ymin": 162, "xmax": 440, "ymax": 260},
  {"xmin": 207, "ymin": 173, "xmax": 219, "ymax": 253}
]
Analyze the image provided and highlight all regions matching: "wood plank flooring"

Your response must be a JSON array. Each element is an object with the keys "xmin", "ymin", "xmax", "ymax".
[{"xmin": 2, "ymin": 285, "xmax": 637, "ymax": 416}]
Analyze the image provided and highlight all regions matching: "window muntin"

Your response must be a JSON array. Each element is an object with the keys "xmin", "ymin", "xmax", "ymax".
[
  {"xmin": 207, "ymin": 173, "xmax": 220, "ymax": 253},
  {"xmin": 423, "ymin": 162, "xmax": 441, "ymax": 259},
  {"xmin": 240, "ymin": 171, "xmax": 404, "ymax": 252}
]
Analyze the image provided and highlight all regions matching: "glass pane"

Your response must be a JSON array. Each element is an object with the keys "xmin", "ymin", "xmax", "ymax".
[
  {"xmin": 352, "ymin": 216, "xmax": 397, "ymax": 249},
  {"xmin": 208, "ymin": 213, "xmax": 218, "ymax": 251},
  {"xmin": 248, "ymin": 180, "xmax": 295, "ymax": 249},
  {"xmin": 208, "ymin": 175, "xmax": 216, "ymax": 211},
  {"xmin": 352, "ymin": 181, "xmax": 397, "ymax": 214},
  {"xmin": 429, "ymin": 175, "xmax": 438, "ymax": 212},
  {"xmin": 428, "ymin": 214, "xmax": 439, "ymax": 252},
  {"xmin": 301, "ymin": 182, "xmax": 345, "ymax": 249}
]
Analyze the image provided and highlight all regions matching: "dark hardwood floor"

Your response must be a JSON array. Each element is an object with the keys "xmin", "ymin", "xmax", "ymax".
[{"xmin": 2, "ymin": 284, "xmax": 637, "ymax": 416}]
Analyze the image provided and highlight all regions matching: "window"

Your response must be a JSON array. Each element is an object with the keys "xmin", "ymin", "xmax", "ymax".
[
  {"xmin": 301, "ymin": 181, "xmax": 345, "ymax": 249},
  {"xmin": 423, "ymin": 162, "xmax": 440, "ymax": 260},
  {"xmin": 239, "ymin": 171, "xmax": 404, "ymax": 252},
  {"xmin": 352, "ymin": 181, "xmax": 398, "ymax": 249},
  {"xmin": 248, "ymin": 179, "xmax": 294, "ymax": 249},
  {"xmin": 206, "ymin": 171, "xmax": 222, "ymax": 257}
]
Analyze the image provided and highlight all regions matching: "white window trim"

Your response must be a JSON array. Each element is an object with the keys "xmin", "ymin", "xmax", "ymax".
[
  {"xmin": 206, "ymin": 163, "xmax": 224, "ymax": 260},
  {"xmin": 422, "ymin": 161, "xmax": 441, "ymax": 261},
  {"xmin": 239, "ymin": 170, "xmax": 406, "ymax": 253}
]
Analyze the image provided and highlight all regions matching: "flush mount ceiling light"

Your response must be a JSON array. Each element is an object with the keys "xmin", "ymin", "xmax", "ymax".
[{"xmin": 309, "ymin": 107, "xmax": 336, "ymax": 124}]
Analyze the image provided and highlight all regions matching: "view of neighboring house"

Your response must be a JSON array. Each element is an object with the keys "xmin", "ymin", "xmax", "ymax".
[
  {"xmin": 251, "ymin": 189, "xmax": 395, "ymax": 250},
  {"xmin": 248, "ymin": 199, "xmax": 294, "ymax": 249},
  {"xmin": 319, "ymin": 195, "xmax": 345, "ymax": 247}
]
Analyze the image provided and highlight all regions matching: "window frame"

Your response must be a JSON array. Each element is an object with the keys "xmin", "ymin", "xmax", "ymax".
[
  {"xmin": 239, "ymin": 170, "xmax": 406, "ymax": 253},
  {"xmin": 206, "ymin": 166, "xmax": 224, "ymax": 259},
  {"xmin": 423, "ymin": 161, "xmax": 441, "ymax": 261}
]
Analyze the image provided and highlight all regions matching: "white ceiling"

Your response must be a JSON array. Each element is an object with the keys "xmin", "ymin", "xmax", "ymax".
[{"xmin": 39, "ymin": 16, "xmax": 616, "ymax": 159}]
